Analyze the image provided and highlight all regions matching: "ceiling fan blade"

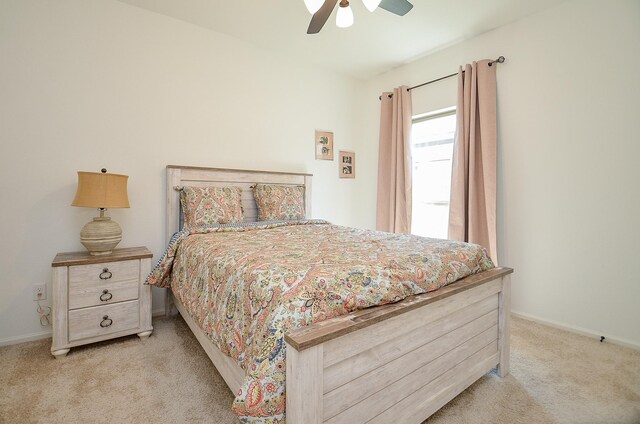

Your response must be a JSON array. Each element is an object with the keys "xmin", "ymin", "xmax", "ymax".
[
  {"xmin": 307, "ymin": 0, "xmax": 339, "ymax": 34},
  {"xmin": 379, "ymin": 0, "xmax": 413, "ymax": 16}
]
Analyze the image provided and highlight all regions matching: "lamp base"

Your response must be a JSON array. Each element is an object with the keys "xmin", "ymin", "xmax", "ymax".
[{"xmin": 80, "ymin": 217, "xmax": 122, "ymax": 256}]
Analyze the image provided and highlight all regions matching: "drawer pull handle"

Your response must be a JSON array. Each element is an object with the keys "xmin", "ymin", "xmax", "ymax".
[
  {"xmin": 99, "ymin": 290, "xmax": 113, "ymax": 302},
  {"xmin": 99, "ymin": 268, "xmax": 113, "ymax": 280},
  {"xmin": 100, "ymin": 315, "xmax": 113, "ymax": 328}
]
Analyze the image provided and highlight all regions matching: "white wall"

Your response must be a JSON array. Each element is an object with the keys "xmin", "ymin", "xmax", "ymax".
[
  {"xmin": 357, "ymin": 0, "xmax": 640, "ymax": 347},
  {"xmin": 0, "ymin": 0, "xmax": 363, "ymax": 343}
]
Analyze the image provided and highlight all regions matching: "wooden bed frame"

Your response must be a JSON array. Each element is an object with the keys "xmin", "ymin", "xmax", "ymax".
[{"xmin": 164, "ymin": 165, "xmax": 513, "ymax": 424}]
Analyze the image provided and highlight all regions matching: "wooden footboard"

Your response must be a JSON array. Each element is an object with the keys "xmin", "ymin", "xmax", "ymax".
[{"xmin": 285, "ymin": 267, "xmax": 512, "ymax": 424}]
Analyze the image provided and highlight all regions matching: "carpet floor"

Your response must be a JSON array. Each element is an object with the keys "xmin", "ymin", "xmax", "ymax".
[{"xmin": 1, "ymin": 315, "xmax": 638, "ymax": 424}]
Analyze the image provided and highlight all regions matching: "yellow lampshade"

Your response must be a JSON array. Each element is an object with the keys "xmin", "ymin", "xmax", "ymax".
[{"xmin": 72, "ymin": 171, "xmax": 130, "ymax": 209}]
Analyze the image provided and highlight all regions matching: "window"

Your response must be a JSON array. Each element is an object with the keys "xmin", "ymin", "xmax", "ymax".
[{"xmin": 411, "ymin": 108, "xmax": 456, "ymax": 239}]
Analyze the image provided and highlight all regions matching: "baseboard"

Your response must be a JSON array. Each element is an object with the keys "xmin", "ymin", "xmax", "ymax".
[
  {"xmin": 152, "ymin": 308, "xmax": 166, "ymax": 317},
  {"xmin": 512, "ymin": 310, "xmax": 640, "ymax": 351},
  {"xmin": 0, "ymin": 330, "xmax": 52, "ymax": 347},
  {"xmin": 4, "ymin": 310, "xmax": 635, "ymax": 350}
]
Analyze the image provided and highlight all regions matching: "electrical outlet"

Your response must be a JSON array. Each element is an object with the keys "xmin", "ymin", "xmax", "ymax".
[{"xmin": 33, "ymin": 283, "xmax": 46, "ymax": 301}]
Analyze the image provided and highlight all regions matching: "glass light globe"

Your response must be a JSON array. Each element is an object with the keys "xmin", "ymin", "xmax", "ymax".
[
  {"xmin": 362, "ymin": 0, "xmax": 382, "ymax": 12},
  {"xmin": 336, "ymin": 4, "xmax": 354, "ymax": 28},
  {"xmin": 304, "ymin": 0, "xmax": 324, "ymax": 14}
]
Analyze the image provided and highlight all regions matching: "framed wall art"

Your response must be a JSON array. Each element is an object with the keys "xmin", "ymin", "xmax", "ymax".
[
  {"xmin": 339, "ymin": 151, "xmax": 355, "ymax": 178},
  {"xmin": 315, "ymin": 130, "xmax": 334, "ymax": 160}
]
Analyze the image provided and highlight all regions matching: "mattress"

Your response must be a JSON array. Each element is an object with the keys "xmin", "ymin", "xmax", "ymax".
[{"xmin": 147, "ymin": 220, "xmax": 494, "ymax": 423}]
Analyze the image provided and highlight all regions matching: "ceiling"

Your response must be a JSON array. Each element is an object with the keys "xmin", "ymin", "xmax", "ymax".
[{"xmin": 115, "ymin": 0, "xmax": 566, "ymax": 79}]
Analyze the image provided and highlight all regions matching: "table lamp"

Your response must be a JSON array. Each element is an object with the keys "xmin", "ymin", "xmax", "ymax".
[{"xmin": 71, "ymin": 169, "xmax": 130, "ymax": 255}]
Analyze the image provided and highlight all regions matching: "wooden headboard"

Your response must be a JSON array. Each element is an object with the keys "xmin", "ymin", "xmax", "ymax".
[{"xmin": 166, "ymin": 165, "xmax": 313, "ymax": 243}]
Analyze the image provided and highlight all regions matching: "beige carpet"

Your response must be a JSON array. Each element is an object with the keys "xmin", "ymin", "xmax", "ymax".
[{"xmin": 1, "ymin": 316, "xmax": 638, "ymax": 424}]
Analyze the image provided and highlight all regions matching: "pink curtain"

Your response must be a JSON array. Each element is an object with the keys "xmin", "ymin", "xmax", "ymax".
[
  {"xmin": 376, "ymin": 86, "xmax": 412, "ymax": 234},
  {"xmin": 448, "ymin": 60, "xmax": 498, "ymax": 263}
]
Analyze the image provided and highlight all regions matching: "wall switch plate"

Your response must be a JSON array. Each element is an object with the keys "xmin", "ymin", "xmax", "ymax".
[{"xmin": 33, "ymin": 283, "xmax": 46, "ymax": 301}]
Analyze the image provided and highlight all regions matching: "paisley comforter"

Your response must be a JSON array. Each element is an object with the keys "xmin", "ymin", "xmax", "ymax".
[{"xmin": 147, "ymin": 220, "xmax": 494, "ymax": 423}]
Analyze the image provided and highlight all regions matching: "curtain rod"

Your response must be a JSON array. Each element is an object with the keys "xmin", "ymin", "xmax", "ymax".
[{"xmin": 379, "ymin": 56, "xmax": 505, "ymax": 100}]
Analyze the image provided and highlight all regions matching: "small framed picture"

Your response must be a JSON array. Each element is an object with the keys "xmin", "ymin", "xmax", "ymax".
[
  {"xmin": 339, "ymin": 151, "xmax": 355, "ymax": 178},
  {"xmin": 315, "ymin": 130, "xmax": 334, "ymax": 161}
]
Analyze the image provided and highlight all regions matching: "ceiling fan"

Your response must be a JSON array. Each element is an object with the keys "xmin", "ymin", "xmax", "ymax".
[{"xmin": 305, "ymin": 0, "xmax": 414, "ymax": 34}]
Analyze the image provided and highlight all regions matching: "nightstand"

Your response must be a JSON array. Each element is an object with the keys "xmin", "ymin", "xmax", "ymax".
[{"xmin": 50, "ymin": 247, "xmax": 153, "ymax": 358}]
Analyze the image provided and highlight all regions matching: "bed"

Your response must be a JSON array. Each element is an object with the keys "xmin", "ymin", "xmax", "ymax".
[{"xmin": 154, "ymin": 164, "xmax": 513, "ymax": 423}]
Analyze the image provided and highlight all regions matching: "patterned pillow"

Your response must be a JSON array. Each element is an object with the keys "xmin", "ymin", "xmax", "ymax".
[
  {"xmin": 180, "ymin": 186, "xmax": 243, "ymax": 227},
  {"xmin": 253, "ymin": 184, "xmax": 305, "ymax": 221}
]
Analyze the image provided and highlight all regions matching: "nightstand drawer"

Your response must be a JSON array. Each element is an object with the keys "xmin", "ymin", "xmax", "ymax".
[
  {"xmin": 69, "ymin": 279, "xmax": 139, "ymax": 309},
  {"xmin": 68, "ymin": 300, "xmax": 140, "ymax": 342},
  {"xmin": 69, "ymin": 260, "xmax": 139, "ymax": 286}
]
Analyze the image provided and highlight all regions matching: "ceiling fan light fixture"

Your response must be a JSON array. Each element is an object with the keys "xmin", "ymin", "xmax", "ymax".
[
  {"xmin": 304, "ymin": 0, "xmax": 324, "ymax": 15},
  {"xmin": 362, "ymin": 0, "xmax": 382, "ymax": 12},
  {"xmin": 336, "ymin": 2, "xmax": 354, "ymax": 28}
]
